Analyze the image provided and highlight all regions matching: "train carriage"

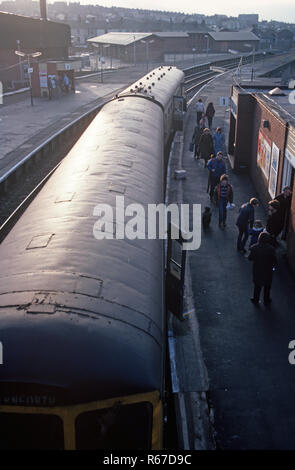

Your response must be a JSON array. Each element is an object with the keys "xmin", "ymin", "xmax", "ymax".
[{"xmin": 0, "ymin": 66, "xmax": 184, "ymax": 450}]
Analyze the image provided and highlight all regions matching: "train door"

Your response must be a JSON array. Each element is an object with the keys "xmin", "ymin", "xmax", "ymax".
[
  {"xmin": 173, "ymin": 96, "xmax": 185, "ymax": 131},
  {"xmin": 166, "ymin": 223, "xmax": 187, "ymax": 319}
]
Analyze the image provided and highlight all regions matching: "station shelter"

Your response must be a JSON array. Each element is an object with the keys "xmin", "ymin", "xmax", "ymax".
[{"xmin": 31, "ymin": 59, "xmax": 81, "ymax": 98}]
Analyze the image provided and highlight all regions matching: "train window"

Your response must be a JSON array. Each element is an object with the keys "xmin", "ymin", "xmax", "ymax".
[
  {"xmin": 0, "ymin": 413, "xmax": 64, "ymax": 450},
  {"xmin": 75, "ymin": 402, "xmax": 153, "ymax": 450}
]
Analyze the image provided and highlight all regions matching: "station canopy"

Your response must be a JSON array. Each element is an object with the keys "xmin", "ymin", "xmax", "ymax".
[{"xmin": 88, "ymin": 32, "xmax": 154, "ymax": 46}]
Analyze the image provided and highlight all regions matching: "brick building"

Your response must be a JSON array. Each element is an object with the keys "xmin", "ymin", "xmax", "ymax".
[
  {"xmin": 229, "ymin": 84, "xmax": 295, "ymax": 272},
  {"xmin": 207, "ymin": 31, "xmax": 259, "ymax": 53},
  {"xmin": 0, "ymin": 11, "xmax": 70, "ymax": 89}
]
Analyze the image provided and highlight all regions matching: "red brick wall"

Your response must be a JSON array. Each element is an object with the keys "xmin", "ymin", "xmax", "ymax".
[
  {"xmin": 288, "ymin": 185, "xmax": 295, "ymax": 273},
  {"xmin": 249, "ymin": 96, "xmax": 288, "ymax": 208}
]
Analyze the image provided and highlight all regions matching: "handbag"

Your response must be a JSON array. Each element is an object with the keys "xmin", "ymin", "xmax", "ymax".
[{"xmin": 189, "ymin": 142, "xmax": 194, "ymax": 152}]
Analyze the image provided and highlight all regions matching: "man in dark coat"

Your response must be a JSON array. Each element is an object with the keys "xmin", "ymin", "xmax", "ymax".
[
  {"xmin": 236, "ymin": 197, "xmax": 259, "ymax": 253},
  {"xmin": 275, "ymin": 186, "xmax": 292, "ymax": 240},
  {"xmin": 197, "ymin": 128, "xmax": 214, "ymax": 168},
  {"xmin": 207, "ymin": 152, "xmax": 226, "ymax": 200},
  {"xmin": 248, "ymin": 232, "xmax": 277, "ymax": 306},
  {"xmin": 266, "ymin": 199, "xmax": 282, "ymax": 246}
]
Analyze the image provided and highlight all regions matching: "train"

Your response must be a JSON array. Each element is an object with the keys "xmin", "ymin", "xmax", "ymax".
[{"xmin": 0, "ymin": 66, "xmax": 185, "ymax": 450}]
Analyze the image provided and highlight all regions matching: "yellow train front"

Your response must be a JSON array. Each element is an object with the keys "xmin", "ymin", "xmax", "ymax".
[{"xmin": 0, "ymin": 66, "xmax": 185, "ymax": 450}]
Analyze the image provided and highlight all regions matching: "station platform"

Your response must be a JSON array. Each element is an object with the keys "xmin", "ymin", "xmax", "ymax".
[
  {"xmin": 0, "ymin": 66, "xmax": 146, "ymax": 178},
  {"xmin": 168, "ymin": 61, "xmax": 295, "ymax": 449}
]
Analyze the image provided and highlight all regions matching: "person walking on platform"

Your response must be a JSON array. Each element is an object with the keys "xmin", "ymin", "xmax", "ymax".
[
  {"xmin": 48, "ymin": 76, "xmax": 53, "ymax": 100},
  {"xmin": 236, "ymin": 197, "xmax": 259, "ymax": 253},
  {"xmin": 207, "ymin": 154, "xmax": 216, "ymax": 197},
  {"xmin": 197, "ymin": 128, "xmax": 214, "ymax": 168},
  {"xmin": 205, "ymin": 102, "xmax": 215, "ymax": 130},
  {"xmin": 195, "ymin": 99, "xmax": 205, "ymax": 126},
  {"xmin": 213, "ymin": 127, "xmax": 225, "ymax": 155},
  {"xmin": 248, "ymin": 231, "xmax": 277, "ymax": 306},
  {"xmin": 192, "ymin": 125, "xmax": 202, "ymax": 158},
  {"xmin": 214, "ymin": 174, "xmax": 233, "ymax": 229},
  {"xmin": 207, "ymin": 152, "xmax": 226, "ymax": 201},
  {"xmin": 275, "ymin": 186, "xmax": 292, "ymax": 240},
  {"xmin": 266, "ymin": 200, "xmax": 282, "ymax": 246}
]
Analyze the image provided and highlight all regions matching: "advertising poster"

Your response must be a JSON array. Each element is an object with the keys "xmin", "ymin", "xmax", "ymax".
[
  {"xmin": 268, "ymin": 143, "xmax": 280, "ymax": 198},
  {"xmin": 257, "ymin": 130, "xmax": 272, "ymax": 179}
]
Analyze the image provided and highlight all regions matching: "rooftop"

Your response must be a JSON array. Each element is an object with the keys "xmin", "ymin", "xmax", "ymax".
[
  {"xmin": 209, "ymin": 31, "xmax": 259, "ymax": 41},
  {"xmin": 87, "ymin": 32, "xmax": 153, "ymax": 46}
]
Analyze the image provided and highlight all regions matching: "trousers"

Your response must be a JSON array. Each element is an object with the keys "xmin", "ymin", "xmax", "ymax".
[{"xmin": 253, "ymin": 284, "xmax": 271, "ymax": 303}]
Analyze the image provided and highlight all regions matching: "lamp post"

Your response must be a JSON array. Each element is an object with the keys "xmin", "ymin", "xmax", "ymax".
[
  {"xmin": 204, "ymin": 35, "xmax": 209, "ymax": 57},
  {"xmin": 140, "ymin": 39, "xmax": 154, "ymax": 72},
  {"xmin": 15, "ymin": 50, "xmax": 42, "ymax": 106},
  {"xmin": 133, "ymin": 35, "xmax": 136, "ymax": 67},
  {"xmin": 16, "ymin": 40, "xmax": 23, "ymax": 82},
  {"xmin": 244, "ymin": 43, "xmax": 255, "ymax": 81},
  {"xmin": 92, "ymin": 43, "xmax": 102, "ymax": 82},
  {"xmin": 102, "ymin": 44, "xmax": 111, "ymax": 69}
]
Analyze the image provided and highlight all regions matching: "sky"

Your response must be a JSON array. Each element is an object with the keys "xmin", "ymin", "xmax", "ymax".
[{"xmin": 73, "ymin": 0, "xmax": 295, "ymax": 23}]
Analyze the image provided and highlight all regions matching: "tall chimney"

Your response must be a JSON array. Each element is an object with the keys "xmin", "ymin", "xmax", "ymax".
[{"xmin": 40, "ymin": 0, "xmax": 47, "ymax": 20}]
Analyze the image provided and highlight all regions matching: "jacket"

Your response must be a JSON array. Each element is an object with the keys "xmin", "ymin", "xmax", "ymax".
[
  {"xmin": 213, "ymin": 132, "xmax": 225, "ymax": 154},
  {"xmin": 236, "ymin": 202, "xmax": 255, "ymax": 228},
  {"xmin": 196, "ymin": 102, "xmax": 205, "ymax": 113},
  {"xmin": 266, "ymin": 211, "xmax": 282, "ymax": 237},
  {"xmin": 248, "ymin": 241, "xmax": 277, "ymax": 286},
  {"xmin": 214, "ymin": 183, "xmax": 233, "ymax": 205},
  {"xmin": 205, "ymin": 104, "xmax": 215, "ymax": 118},
  {"xmin": 197, "ymin": 133, "xmax": 214, "ymax": 158},
  {"xmin": 207, "ymin": 158, "xmax": 226, "ymax": 181}
]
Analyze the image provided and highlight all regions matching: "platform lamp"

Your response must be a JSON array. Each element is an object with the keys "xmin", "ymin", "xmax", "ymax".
[{"xmin": 15, "ymin": 50, "xmax": 42, "ymax": 106}]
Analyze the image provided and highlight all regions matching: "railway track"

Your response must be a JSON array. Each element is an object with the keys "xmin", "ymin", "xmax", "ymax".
[{"xmin": 0, "ymin": 53, "xmax": 277, "ymax": 238}]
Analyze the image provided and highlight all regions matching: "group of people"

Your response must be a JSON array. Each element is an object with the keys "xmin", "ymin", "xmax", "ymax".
[
  {"xmin": 195, "ymin": 98, "xmax": 215, "ymax": 130},
  {"xmin": 192, "ymin": 99, "xmax": 225, "ymax": 168},
  {"xmin": 235, "ymin": 190, "xmax": 291, "ymax": 306},
  {"xmin": 195, "ymin": 98, "xmax": 293, "ymax": 307},
  {"xmin": 48, "ymin": 74, "xmax": 74, "ymax": 100}
]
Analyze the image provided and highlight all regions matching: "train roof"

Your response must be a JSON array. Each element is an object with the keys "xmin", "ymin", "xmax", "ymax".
[
  {"xmin": 0, "ymin": 93, "xmax": 169, "ymax": 402},
  {"xmin": 118, "ymin": 66, "xmax": 184, "ymax": 109}
]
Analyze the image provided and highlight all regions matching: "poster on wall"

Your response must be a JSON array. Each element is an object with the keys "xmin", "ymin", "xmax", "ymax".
[
  {"xmin": 257, "ymin": 130, "xmax": 272, "ymax": 179},
  {"xmin": 268, "ymin": 143, "xmax": 280, "ymax": 199}
]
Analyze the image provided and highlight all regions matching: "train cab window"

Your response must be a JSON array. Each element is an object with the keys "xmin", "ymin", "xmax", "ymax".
[
  {"xmin": 0, "ymin": 413, "xmax": 64, "ymax": 450},
  {"xmin": 75, "ymin": 402, "xmax": 153, "ymax": 450}
]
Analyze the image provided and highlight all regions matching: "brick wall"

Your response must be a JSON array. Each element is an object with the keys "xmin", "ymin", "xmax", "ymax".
[{"xmin": 250, "ymin": 95, "xmax": 288, "ymax": 208}]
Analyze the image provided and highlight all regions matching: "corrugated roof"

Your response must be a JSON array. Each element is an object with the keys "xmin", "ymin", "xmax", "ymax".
[
  {"xmin": 88, "ymin": 32, "xmax": 153, "ymax": 46},
  {"xmin": 209, "ymin": 32, "xmax": 259, "ymax": 41}
]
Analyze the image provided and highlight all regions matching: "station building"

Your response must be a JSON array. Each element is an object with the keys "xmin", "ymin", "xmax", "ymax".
[
  {"xmin": 229, "ymin": 83, "xmax": 295, "ymax": 271},
  {"xmin": 88, "ymin": 31, "xmax": 260, "ymax": 63},
  {"xmin": 87, "ymin": 32, "xmax": 164, "ymax": 64},
  {"xmin": 0, "ymin": 11, "xmax": 70, "ymax": 89},
  {"xmin": 207, "ymin": 32, "xmax": 260, "ymax": 53}
]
